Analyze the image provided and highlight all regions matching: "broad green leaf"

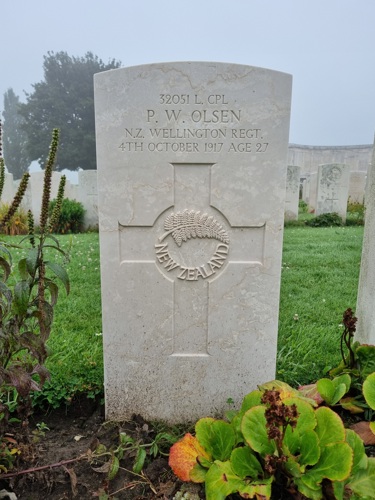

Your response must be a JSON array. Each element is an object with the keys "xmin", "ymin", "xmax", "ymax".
[
  {"xmin": 299, "ymin": 429, "xmax": 320, "ymax": 467},
  {"xmin": 346, "ymin": 428, "xmax": 368, "ymax": 474},
  {"xmin": 133, "ymin": 447, "xmax": 146, "ymax": 474},
  {"xmin": 356, "ymin": 345, "xmax": 375, "ymax": 379},
  {"xmin": 205, "ymin": 461, "xmax": 244, "ymax": 500},
  {"xmin": 45, "ymin": 261, "xmax": 70, "ymax": 294},
  {"xmin": 283, "ymin": 397, "xmax": 317, "ymax": 433},
  {"xmin": 370, "ymin": 421, "xmax": 375, "ymax": 435},
  {"xmin": 316, "ymin": 378, "xmax": 335, "ymax": 404},
  {"xmin": 363, "ymin": 372, "xmax": 375, "ymax": 410},
  {"xmin": 230, "ymin": 412, "xmax": 244, "ymax": 445},
  {"xmin": 18, "ymin": 258, "xmax": 28, "ymax": 280},
  {"xmin": 285, "ymin": 456, "xmax": 302, "ymax": 479},
  {"xmin": 195, "ymin": 418, "xmax": 217, "ymax": 457},
  {"xmin": 241, "ymin": 406, "xmax": 276, "ymax": 456},
  {"xmin": 230, "ymin": 446, "xmax": 263, "ymax": 479},
  {"xmin": 316, "ymin": 378, "xmax": 347, "ymax": 405},
  {"xmin": 283, "ymin": 425, "xmax": 300, "ymax": 455},
  {"xmin": 315, "ymin": 407, "xmax": 345, "ymax": 447},
  {"xmin": 240, "ymin": 390, "xmax": 262, "ymax": 412},
  {"xmin": 332, "ymin": 481, "xmax": 345, "ymax": 500},
  {"xmin": 334, "ymin": 373, "xmax": 351, "ymax": 393},
  {"xmin": 26, "ymin": 247, "xmax": 38, "ymax": 275},
  {"xmin": 302, "ymin": 442, "xmax": 353, "ymax": 487},
  {"xmin": 13, "ymin": 280, "xmax": 30, "ymax": 315},
  {"xmin": 294, "ymin": 477, "xmax": 322, "ymax": 500},
  {"xmin": 347, "ymin": 457, "xmax": 375, "ymax": 498},
  {"xmin": 190, "ymin": 462, "xmax": 207, "ymax": 482},
  {"xmin": 331, "ymin": 383, "xmax": 348, "ymax": 405},
  {"xmin": 210, "ymin": 421, "xmax": 236, "ymax": 461},
  {"xmin": 205, "ymin": 461, "xmax": 272, "ymax": 500}
]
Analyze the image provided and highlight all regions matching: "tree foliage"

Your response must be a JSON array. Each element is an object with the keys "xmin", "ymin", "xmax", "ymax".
[
  {"xmin": 2, "ymin": 88, "xmax": 31, "ymax": 179},
  {"xmin": 19, "ymin": 51, "xmax": 121, "ymax": 171}
]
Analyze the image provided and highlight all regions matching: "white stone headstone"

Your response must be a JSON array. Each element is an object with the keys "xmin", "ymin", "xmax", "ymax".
[
  {"xmin": 356, "ymin": 139, "xmax": 375, "ymax": 343},
  {"xmin": 316, "ymin": 164, "xmax": 350, "ymax": 221},
  {"xmin": 94, "ymin": 62, "xmax": 292, "ymax": 422},
  {"xmin": 78, "ymin": 170, "xmax": 98, "ymax": 229},
  {"xmin": 63, "ymin": 179, "xmax": 77, "ymax": 201},
  {"xmin": 285, "ymin": 165, "xmax": 300, "ymax": 220},
  {"xmin": 349, "ymin": 171, "xmax": 366, "ymax": 204},
  {"xmin": 305, "ymin": 172, "xmax": 318, "ymax": 212},
  {"xmin": 0, "ymin": 173, "xmax": 15, "ymax": 204}
]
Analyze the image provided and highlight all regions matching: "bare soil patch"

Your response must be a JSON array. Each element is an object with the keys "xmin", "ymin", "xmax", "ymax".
[{"xmin": 2, "ymin": 398, "xmax": 201, "ymax": 499}]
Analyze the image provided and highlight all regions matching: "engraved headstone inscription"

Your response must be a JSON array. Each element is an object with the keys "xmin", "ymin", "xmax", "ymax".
[{"xmin": 94, "ymin": 62, "xmax": 292, "ymax": 422}]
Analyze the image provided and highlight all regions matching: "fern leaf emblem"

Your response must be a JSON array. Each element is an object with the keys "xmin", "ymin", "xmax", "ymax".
[{"xmin": 159, "ymin": 209, "xmax": 229, "ymax": 246}]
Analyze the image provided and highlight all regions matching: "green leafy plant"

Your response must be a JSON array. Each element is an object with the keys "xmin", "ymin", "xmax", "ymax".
[
  {"xmin": 305, "ymin": 212, "xmax": 343, "ymax": 227},
  {"xmin": 298, "ymin": 200, "xmax": 309, "ymax": 214},
  {"xmin": 306, "ymin": 309, "xmax": 375, "ymax": 419},
  {"xmin": 346, "ymin": 199, "xmax": 365, "ymax": 226},
  {"xmin": 48, "ymin": 197, "xmax": 85, "ymax": 234},
  {"xmin": 169, "ymin": 380, "xmax": 375, "ymax": 500},
  {"xmin": 91, "ymin": 426, "xmax": 178, "ymax": 480},
  {"xmin": 0, "ymin": 124, "xmax": 70, "ymax": 471}
]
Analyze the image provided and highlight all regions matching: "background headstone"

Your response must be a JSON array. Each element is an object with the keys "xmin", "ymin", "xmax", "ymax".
[
  {"xmin": 349, "ymin": 171, "xmax": 366, "ymax": 204},
  {"xmin": 356, "ymin": 139, "xmax": 375, "ymax": 343},
  {"xmin": 0, "ymin": 172, "xmax": 15, "ymax": 204},
  {"xmin": 316, "ymin": 163, "xmax": 350, "ymax": 221},
  {"xmin": 63, "ymin": 178, "xmax": 78, "ymax": 202},
  {"xmin": 305, "ymin": 172, "xmax": 318, "ymax": 212},
  {"xmin": 78, "ymin": 170, "xmax": 98, "ymax": 229},
  {"xmin": 94, "ymin": 62, "xmax": 292, "ymax": 422},
  {"xmin": 285, "ymin": 165, "xmax": 300, "ymax": 220},
  {"xmin": 27, "ymin": 171, "xmax": 64, "ymax": 224}
]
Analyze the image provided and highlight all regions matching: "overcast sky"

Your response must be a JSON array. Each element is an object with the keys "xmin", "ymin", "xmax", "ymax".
[{"xmin": 1, "ymin": 0, "xmax": 374, "ymax": 147}]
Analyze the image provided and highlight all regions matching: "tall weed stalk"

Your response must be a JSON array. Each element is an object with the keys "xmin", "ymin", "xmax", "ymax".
[{"xmin": 0, "ymin": 122, "xmax": 70, "ymax": 471}]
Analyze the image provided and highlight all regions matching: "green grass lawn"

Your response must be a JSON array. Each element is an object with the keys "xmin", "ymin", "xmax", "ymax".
[
  {"xmin": 277, "ymin": 225, "xmax": 364, "ymax": 386},
  {"xmin": 3, "ymin": 225, "xmax": 365, "ymax": 407}
]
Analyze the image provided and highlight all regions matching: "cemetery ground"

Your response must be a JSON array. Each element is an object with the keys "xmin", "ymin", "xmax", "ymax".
[{"xmin": 1, "ymin": 225, "xmax": 368, "ymax": 498}]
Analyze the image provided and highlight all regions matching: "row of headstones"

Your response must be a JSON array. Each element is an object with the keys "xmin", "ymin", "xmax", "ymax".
[
  {"xmin": 2, "ymin": 164, "xmax": 363, "ymax": 228},
  {"xmin": 285, "ymin": 164, "xmax": 367, "ymax": 221},
  {"xmin": 1, "ymin": 170, "xmax": 98, "ymax": 229},
  {"xmin": 3, "ymin": 63, "xmax": 373, "ymax": 424}
]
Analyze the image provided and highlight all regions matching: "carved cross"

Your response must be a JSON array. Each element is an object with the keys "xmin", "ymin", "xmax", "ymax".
[{"xmin": 119, "ymin": 163, "xmax": 265, "ymax": 356}]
